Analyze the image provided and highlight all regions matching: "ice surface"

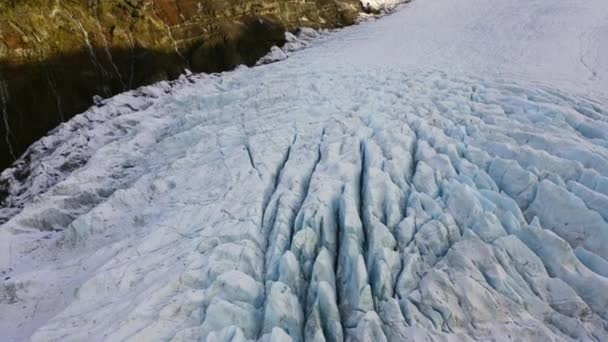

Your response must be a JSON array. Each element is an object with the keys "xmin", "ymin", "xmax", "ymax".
[{"xmin": 2, "ymin": 0, "xmax": 608, "ymax": 341}]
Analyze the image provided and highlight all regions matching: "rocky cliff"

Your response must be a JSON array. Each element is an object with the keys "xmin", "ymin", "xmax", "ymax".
[{"xmin": 0, "ymin": 0, "xmax": 362, "ymax": 169}]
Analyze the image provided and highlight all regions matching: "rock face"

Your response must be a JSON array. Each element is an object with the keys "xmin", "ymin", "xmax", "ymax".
[{"xmin": 0, "ymin": 0, "xmax": 361, "ymax": 169}]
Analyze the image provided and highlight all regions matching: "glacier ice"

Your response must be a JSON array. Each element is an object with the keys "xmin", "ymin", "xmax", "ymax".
[
  {"xmin": 2, "ymin": 67, "xmax": 607, "ymax": 341},
  {"xmin": 2, "ymin": 0, "xmax": 608, "ymax": 341}
]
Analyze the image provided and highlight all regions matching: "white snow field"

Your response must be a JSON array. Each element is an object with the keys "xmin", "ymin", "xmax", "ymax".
[{"xmin": 2, "ymin": 0, "xmax": 608, "ymax": 341}]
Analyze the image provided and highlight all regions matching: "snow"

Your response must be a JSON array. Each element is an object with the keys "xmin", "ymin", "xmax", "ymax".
[
  {"xmin": 2, "ymin": 0, "xmax": 608, "ymax": 341},
  {"xmin": 360, "ymin": 0, "xmax": 403, "ymax": 12}
]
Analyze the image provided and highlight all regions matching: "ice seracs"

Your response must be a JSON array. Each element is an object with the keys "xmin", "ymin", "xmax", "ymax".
[
  {"xmin": 3, "ymin": 68, "xmax": 607, "ymax": 342},
  {"xmin": 2, "ymin": 0, "xmax": 608, "ymax": 341}
]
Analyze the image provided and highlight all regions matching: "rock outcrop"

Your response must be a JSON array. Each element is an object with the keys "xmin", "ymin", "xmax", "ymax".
[{"xmin": 0, "ymin": 0, "xmax": 362, "ymax": 169}]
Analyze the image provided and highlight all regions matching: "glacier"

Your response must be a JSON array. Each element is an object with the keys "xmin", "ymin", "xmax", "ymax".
[{"xmin": 2, "ymin": 0, "xmax": 608, "ymax": 341}]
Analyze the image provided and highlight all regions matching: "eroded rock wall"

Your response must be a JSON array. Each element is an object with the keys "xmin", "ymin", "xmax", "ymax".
[{"xmin": 0, "ymin": 0, "xmax": 361, "ymax": 169}]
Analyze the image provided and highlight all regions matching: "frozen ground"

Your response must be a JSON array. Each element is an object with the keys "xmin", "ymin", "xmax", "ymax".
[{"xmin": 2, "ymin": 0, "xmax": 608, "ymax": 341}]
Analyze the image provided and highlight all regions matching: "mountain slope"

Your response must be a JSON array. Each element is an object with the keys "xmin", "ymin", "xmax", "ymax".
[{"xmin": 0, "ymin": 0, "xmax": 362, "ymax": 169}]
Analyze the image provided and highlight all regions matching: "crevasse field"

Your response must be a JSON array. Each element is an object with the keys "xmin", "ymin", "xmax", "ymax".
[{"xmin": 2, "ymin": 0, "xmax": 608, "ymax": 341}]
